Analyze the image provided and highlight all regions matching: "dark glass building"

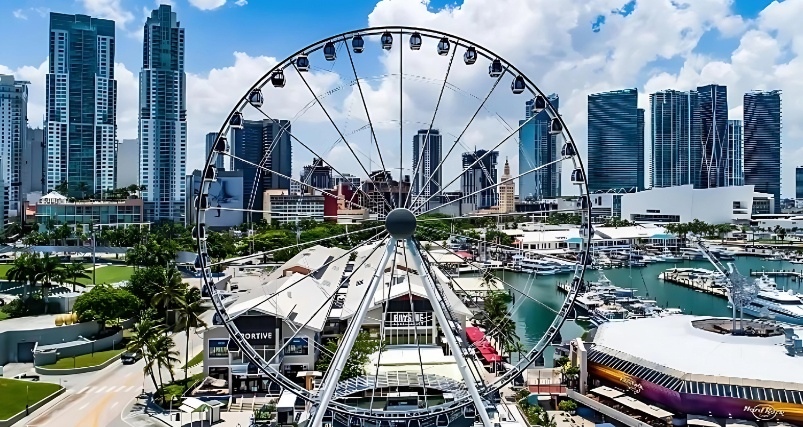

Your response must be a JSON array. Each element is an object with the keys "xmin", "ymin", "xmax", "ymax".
[
  {"xmin": 412, "ymin": 129, "xmax": 442, "ymax": 211},
  {"xmin": 205, "ymin": 132, "xmax": 224, "ymax": 169},
  {"xmin": 139, "ymin": 5, "xmax": 186, "ymax": 222},
  {"xmin": 461, "ymin": 150, "xmax": 498, "ymax": 209},
  {"xmin": 46, "ymin": 13, "xmax": 116, "ymax": 197},
  {"xmin": 697, "ymin": 84, "xmax": 728, "ymax": 189},
  {"xmin": 796, "ymin": 166, "xmax": 803, "ymax": 201},
  {"xmin": 231, "ymin": 119, "xmax": 292, "ymax": 221},
  {"xmin": 726, "ymin": 120, "xmax": 744, "ymax": 186},
  {"xmin": 744, "ymin": 90, "xmax": 782, "ymax": 211},
  {"xmin": 300, "ymin": 160, "xmax": 333, "ymax": 193},
  {"xmin": 519, "ymin": 94, "xmax": 560, "ymax": 201},
  {"xmin": 650, "ymin": 90, "xmax": 700, "ymax": 188},
  {"xmin": 587, "ymin": 89, "xmax": 644, "ymax": 193}
]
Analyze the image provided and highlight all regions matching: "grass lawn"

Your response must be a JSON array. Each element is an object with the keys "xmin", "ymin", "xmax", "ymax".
[
  {"xmin": 0, "ymin": 312, "xmax": 9, "ymax": 321},
  {"xmin": 0, "ymin": 264, "xmax": 12, "ymax": 279},
  {"xmin": 40, "ymin": 346, "xmax": 126, "ymax": 370},
  {"xmin": 0, "ymin": 378, "xmax": 62, "ymax": 419},
  {"xmin": 76, "ymin": 266, "xmax": 135, "ymax": 286},
  {"xmin": 182, "ymin": 350, "xmax": 203, "ymax": 369}
]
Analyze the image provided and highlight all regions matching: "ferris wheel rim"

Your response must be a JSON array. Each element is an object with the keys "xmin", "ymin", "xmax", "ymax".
[{"xmin": 194, "ymin": 25, "xmax": 593, "ymax": 421}]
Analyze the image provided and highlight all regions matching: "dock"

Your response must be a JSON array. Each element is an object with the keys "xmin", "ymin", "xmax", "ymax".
[
  {"xmin": 659, "ymin": 270, "xmax": 728, "ymax": 298},
  {"xmin": 749, "ymin": 269, "xmax": 803, "ymax": 280}
]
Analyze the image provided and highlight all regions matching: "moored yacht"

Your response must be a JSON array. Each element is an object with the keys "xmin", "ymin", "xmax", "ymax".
[{"xmin": 737, "ymin": 273, "xmax": 803, "ymax": 325}]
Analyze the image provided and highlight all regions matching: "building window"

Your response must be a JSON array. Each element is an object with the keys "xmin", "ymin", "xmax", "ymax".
[
  {"xmin": 284, "ymin": 337, "xmax": 308, "ymax": 356},
  {"xmin": 209, "ymin": 339, "xmax": 229, "ymax": 358}
]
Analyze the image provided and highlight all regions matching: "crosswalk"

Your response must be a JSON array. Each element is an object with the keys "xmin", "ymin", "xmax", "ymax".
[{"xmin": 74, "ymin": 385, "xmax": 139, "ymax": 394}]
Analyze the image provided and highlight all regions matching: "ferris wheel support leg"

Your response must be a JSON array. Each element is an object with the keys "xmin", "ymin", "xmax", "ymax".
[
  {"xmin": 310, "ymin": 238, "xmax": 397, "ymax": 427},
  {"xmin": 407, "ymin": 239, "xmax": 494, "ymax": 427}
]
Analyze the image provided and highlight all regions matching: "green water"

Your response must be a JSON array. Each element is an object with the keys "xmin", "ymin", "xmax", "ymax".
[{"xmin": 494, "ymin": 256, "xmax": 803, "ymax": 367}]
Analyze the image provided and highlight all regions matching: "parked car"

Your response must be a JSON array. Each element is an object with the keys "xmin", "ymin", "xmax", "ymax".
[{"xmin": 121, "ymin": 350, "xmax": 143, "ymax": 364}]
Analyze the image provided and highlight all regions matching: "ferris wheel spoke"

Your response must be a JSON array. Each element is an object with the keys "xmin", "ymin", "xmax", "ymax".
[
  {"xmin": 405, "ymin": 41, "xmax": 458, "ymax": 210},
  {"xmin": 409, "ymin": 65, "xmax": 509, "ymax": 210},
  {"xmin": 292, "ymin": 63, "xmax": 380, "ymax": 200},
  {"xmin": 208, "ymin": 224, "xmax": 385, "ymax": 267},
  {"xmin": 417, "ymin": 156, "xmax": 570, "ymax": 217},
  {"xmin": 398, "ymin": 29, "xmax": 404, "ymax": 213},
  {"xmin": 413, "ymin": 113, "xmax": 539, "ymax": 213},
  {"xmin": 250, "ymin": 105, "xmax": 394, "ymax": 214},
  {"xmin": 311, "ymin": 237, "xmax": 397, "ymax": 427},
  {"xmin": 407, "ymin": 238, "xmax": 493, "ymax": 426},
  {"xmin": 343, "ymin": 37, "xmax": 394, "ymax": 210},
  {"xmin": 225, "ymin": 233, "xmax": 389, "ymax": 321},
  {"xmin": 400, "ymin": 239, "xmax": 433, "ymax": 405}
]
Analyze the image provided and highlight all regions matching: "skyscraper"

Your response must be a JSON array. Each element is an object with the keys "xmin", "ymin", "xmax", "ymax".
[
  {"xmin": 205, "ymin": 132, "xmax": 224, "ymax": 169},
  {"xmin": 139, "ymin": 5, "xmax": 186, "ymax": 222},
  {"xmin": 22, "ymin": 126, "xmax": 44, "ymax": 197},
  {"xmin": 587, "ymin": 89, "xmax": 644, "ymax": 193},
  {"xmin": 519, "ymin": 94, "xmax": 560, "ymax": 201},
  {"xmin": 744, "ymin": 90, "xmax": 782, "ymax": 211},
  {"xmin": 461, "ymin": 150, "xmax": 498, "ymax": 210},
  {"xmin": 697, "ymin": 84, "xmax": 728, "ymax": 189},
  {"xmin": 650, "ymin": 90, "xmax": 699, "ymax": 188},
  {"xmin": 726, "ymin": 120, "xmax": 744, "ymax": 186},
  {"xmin": 796, "ymin": 166, "xmax": 803, "ymax": 208},
  {"xmin": 231, "ymin": 119, "xmax": 292, "ymax": 221},
  {"xmin": 411, "ymin": 129, "xmax": 442, "ymax": 211},
  {"xmin": 0, "ymin": 75, "xmax": 28, "ymax": 216},
  {"xmin": 46, "ymin": 13, "xmax": 116, "ymax": 197},
  {"xmin": 498, "ymin": 158, "xmax": 514, "ymax": 213}
]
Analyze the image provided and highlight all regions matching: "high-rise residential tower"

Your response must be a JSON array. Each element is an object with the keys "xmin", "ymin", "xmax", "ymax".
[
  {"xmin": 726, "ymin": 120, "xmax": 744, "ymax": 186},
  {"xmin": 411, "ymin": 129, "xmax": 442, "ymax": 211},
  {"xmin": 697, "ymin": 84, "xmax": 728, "ymax": 189},
  {"xmin": 744, "ymin": 90, "xmax": 782, "ymax": 211},
  {"xmin": 46, "ymin": 13, "xmax": 116, "ymax": 197},
  {"xmin": 796, "ymin": 166, "xmax": 803, "ymax": 208},
  {"xmin": 519, "ymin": 94, "xmax": 560, "ymax": 201},
  {"xmin": 139, "ymin": 5, "xmax": 186, "ymax": 222},
  {"xmin": 587, "ymin": 89, "xmax": 644, "ymax": 193},
  {"xmin": 461, "ymin": 150, "xmax": 498, "ymax": 210},
  {"xmin": 230, "ymin": 119, "xmax": 292, "ymax": 221},
  {"xmin": 22, "ymin": 127, "xmax": 44, "ymax": 197},
  {"xmin": 0, "ymin": 75, "xmax": 28, "ymax": 216},
  {"xmin": 650, "ymin": 90, "xmax": 700, "ymax": 188}
]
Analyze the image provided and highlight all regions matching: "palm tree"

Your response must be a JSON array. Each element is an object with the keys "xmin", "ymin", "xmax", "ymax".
[
  {"xmin": 152, "ymin": 268, "xmax": 186, "ymax": 325},
  {"xmin": 128, "ymin": 320, "xmax": 162, "ymax": 394},
  {"xmin": 175, "ymin": 297, "xmax": 208, "ymax": 379},
  {"xmin": 63, "ymin": 262, "xmax": 91, "ymax": 292},
  {"xmin": 34, "ymin": 253, "xmax": 64, "ymax": 310},
  {"xmin": 6, "ymin": 253, "xmax": 39, "ymax": 300},
  {"xmin": 76, "ymin": 181, "xmax": 89, "ymax": 199},
  {"xmin": 153, "ymin": 334, "xmax": 180, "ymax": 383}
]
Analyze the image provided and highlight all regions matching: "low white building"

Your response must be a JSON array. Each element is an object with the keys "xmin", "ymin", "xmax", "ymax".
[
  {"xmin": 503, "ymin": 224, "xmax": 678, "ymax": 253},
  {"xmin": 620, "ymin": 185, "xmax": 774, "ymax": 224}
]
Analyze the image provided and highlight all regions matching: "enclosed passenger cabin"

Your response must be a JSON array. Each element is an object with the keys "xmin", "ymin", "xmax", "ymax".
[
  {"xmin": 203, "ymin": 165, "xmax": 218, "ymax": 182},
  {"xmin": 549, "ymin": 117, "xmax": 563, "ymax": 135},
  {"xmin": 192, "ymin": 223, "xmax": 207, "ymax": 240},
  {"xmin": 352, "ymin": 35, "xmax": 365, "ymax": 53},
  {"xmin": 409, "ymin": 32, "xmax": 422, "ymax": 50},
  {"xmin": 511, "ymin": 76, "xmax": 526, "ymax": 94},
  {"xmin": 296, "ymin": 54, "xmax": 310, "ymax": 72},
  {"xmin": 381, "ymin": 32, "xmax": 393, "ymax": 50},
  {"xmin": 570, "ymin": 168, "xmax": 585, "ymax": 183},
  {"xmin": 194, "ymin": 194, "xmax": 209, "ymax": 210},
  {"xmin": 533, "ymin": 94, "xmax": 547, "ymax": 113},
  {"xmin": 323, "ymin": 41, "xmax": 337, "ymax": 61},
  {"xmin": 561, "ymin": 142, "xmax": 576, "ymax": 157},
  {"xmin": 489, "ymin": 59, "xmax": 503, "ymax": 77},
  {"xmin": 248, "ymin": 88, "xmax": 264, "ymax": 107},
  {"xmin": 464, "ymin": 46, "xmax": 477, "ymax": 64},
  {"xmin": 436, "ymin": 37, "xmax": 450, "ymax": 55},
  {"xmin": 213, "ymin": 136, "xmax": 229, "ymax": 153},
  {"xmin": 229, "ymin": 112, "xmax": 243, "ymax": 129},
  {"xmin": 271, "ymin": 70, "xmax": 286, "ymax": 88}
]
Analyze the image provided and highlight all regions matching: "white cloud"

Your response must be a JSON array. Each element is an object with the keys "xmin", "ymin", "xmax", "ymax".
[
  {"xmin": 0, "ymin": 59, "xmax": 48, "ymax": 129},
  {"xmin": 13, "ymin": 9, "xmax": 27, "ymax": 20},
  {"xmin": 31, "ymin": 7, "xmax": 50, "ymax": 18},
  {"xmin": 235, "ymin": 0, "xmax": 248, "ymax": 6},
  {"xmin": 79, "ymin": 0, "xmax": 134, "ymax": 29},
  {"xmin": 188, "ymin": 0, "xmax": 227, "ymax": 10},
  {"xmin": 115, "ymin": 63, "xmax": 139, "ymax": 141}
]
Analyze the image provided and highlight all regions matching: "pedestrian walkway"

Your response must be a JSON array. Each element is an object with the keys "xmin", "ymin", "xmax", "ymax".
[{"xmin": 75, "ymin": 385, "xmax": 141, "ymax": 394}]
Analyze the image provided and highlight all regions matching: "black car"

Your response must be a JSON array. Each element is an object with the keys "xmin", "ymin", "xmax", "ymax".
[{"xmin": 121, "ymin": 350, "xmax": 143, "ymax": 364}]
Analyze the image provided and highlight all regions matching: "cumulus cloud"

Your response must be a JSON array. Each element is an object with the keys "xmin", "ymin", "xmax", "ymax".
[
  {"xmin": 188, "ymin": 0, "xmax": 227, "ymax": 10},
  {"xmin": 115, "ymin": 63, "xmax": 139, "ymax": 141},
  {"xmin": 0, "ymin": 60, "xmax": 48, "ymax": 129},
  {"xmin": 79, "ymin": 0, "xmax": 134, "ymax": 29},
  {"xmin": 13, "ymin": 9, "xmax": 27, "ymax": 20},
  {"xmin": 235, "ymin": 0, "xmax": 248, "ymax": 6}
]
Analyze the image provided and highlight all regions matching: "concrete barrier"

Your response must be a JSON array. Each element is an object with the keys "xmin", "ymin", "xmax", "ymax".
[
  {"xmin": 33, "ymin": 328, "xmax": 125, "ymax": 366},
  {"xmin": 0, "ymin": 386, "xmax": 65, "ymax": 427},
  {"xmin": 35, "ymin": 352, "xmax": 122, "ymax": 375}
]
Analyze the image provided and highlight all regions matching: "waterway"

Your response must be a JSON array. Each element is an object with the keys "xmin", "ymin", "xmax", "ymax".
[{"xmin": 494, "ymin": 256, "xmax": 803, "ymax": 367}]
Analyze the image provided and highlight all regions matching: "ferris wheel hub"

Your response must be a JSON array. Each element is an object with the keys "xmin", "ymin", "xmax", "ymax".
[{"xmin": 385, "ymin": 208, "xmax": 417, "ymax": 239}]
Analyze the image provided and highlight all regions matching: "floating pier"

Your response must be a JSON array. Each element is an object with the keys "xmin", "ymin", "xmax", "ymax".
[{"xmin": 659, "ymin": 270, "xmax": 729, "ymax": 298}]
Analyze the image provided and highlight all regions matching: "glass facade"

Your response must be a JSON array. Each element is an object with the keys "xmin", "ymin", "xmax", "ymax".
[
  {"xmin": 744, "ymin": 90, "xmax": 782, "ymax": 211},
  {"xmin": 796, "ymin": 166, "xmax": 803, "ymax": 200},
  {"xmin": 46, "ymin": 13, "xmax": 116, "ymax": 197},
  {"xmin": 0, "ymin": 75, "xmax": 28, "ymax": 214},
  {"xmin": 412, "ymin": 129, "xmax": 442, "ymax": 211},
  {"xmin": 139, "ymin": 5, "xmax": 186, "ymax": 222},
  {"xmin": 588, "ymin": 89, "xmax": 644, "ymax": 193},
  {"xmin": 697, "ymin": 84, "xmax": 729, "ymax": 189},
  {"xmin": 205, "ymin": 132, "xmax": 223, "ymax": 169},
  {"xmin": 36, "ymin": 201, "xmax": 143, "ymax": 229},
  {"xmin": 519, "ymin": 94, "xmax": 560, "ymax": 201},
  {"xmin": 461, "ymin": 150, "xmax": 498, "ymax": 209},
  {"xmin": 650, "ymin": 89, "xmax": 699, "ymax": 188},
  {"xmin": 726, "ymin": 120, "xmax": 744, "ymax": 186}
]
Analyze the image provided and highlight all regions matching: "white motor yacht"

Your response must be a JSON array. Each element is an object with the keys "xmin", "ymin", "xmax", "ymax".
[
  {"xmin": 661, "ymin": 247, "xmax": 684, "ymax": 262},
  {"xmin": 735, "ymin": 273, "xmax": 803, "ymax": 325}
]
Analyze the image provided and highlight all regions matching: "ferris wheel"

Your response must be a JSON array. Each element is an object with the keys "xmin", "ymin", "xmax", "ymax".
[{"xmin": 195, "ymin": 27, "xmax": 592, "ymax": 427}]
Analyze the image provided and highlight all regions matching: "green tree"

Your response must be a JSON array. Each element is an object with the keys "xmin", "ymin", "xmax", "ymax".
[
  {"xmin": 558, "ymin": 400, "xmax": 577, "ymax": 413},
  {"xmin": 127, "ymin": 320, "xmax": 161, "ymax": 396},
  {"xmin": 126, "ymin": 239, "xmax": 179, "ymax": 268},
  {"xmin": 73, "ymin": 284, "xmax": 138, "ymax": 328},
  {"xmin": 126, "ymin": 266, "xmax": 170, "ymax": 311},
  {"xmin": 151, "ymin": 267, "xmax": 187, "ymax": 324},
  {"xmin": 54, "ymin": 181, "xmax": 68, "ymax": 196},
  {"xmin": 6, "ymin": 253, "xmax": 40, "ymax": 300},
  {"xmin": 175, "ymin": 298, "xmax": 208, "ymax": 379},
  {"xmin": 153, "ymin": 334, "xmax": 180, "ymax": 383},
  {"xmin": 62, "ymin": 261, "xmax": 91, "ymax": 292},
  {"xmin": 315, "ymin": 330, "xmax": 380, "ymax": 381},
  {"xmin": 34, "ymin": 253, "xmax": 65, "ymax": 308}
]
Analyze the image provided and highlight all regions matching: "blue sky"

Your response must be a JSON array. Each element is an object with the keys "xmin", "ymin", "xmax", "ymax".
[{"xmin": 1, "ymin": 0, "xmax": 801, "ymax": 198}]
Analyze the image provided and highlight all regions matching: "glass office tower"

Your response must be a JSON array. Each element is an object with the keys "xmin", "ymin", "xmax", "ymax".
[
  {"xmin": 744, "ymin": 90, "xmax": 782, "ymax": 211},
  {"xmin": 587, "ymin": 89, "xmax": 644, "ymax": 193}
]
